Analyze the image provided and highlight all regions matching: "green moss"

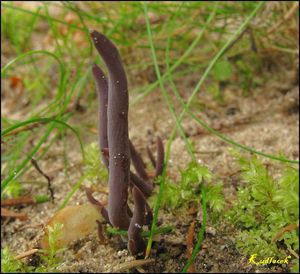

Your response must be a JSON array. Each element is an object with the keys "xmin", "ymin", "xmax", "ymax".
[
  {"xmin": 226, "ymin": 153, "xmax": 299, "ymax": 265},
  {"xmin": 156, "ymin": 161, "xmax": 225, "ymax": 219},
  {"xmin": 36, "ymin": 223, "xmax": 65, "ymax": 273},
  {"xmin": 1, "ymin": 247, "xmax": 28, "ymax": 273},
  {"xmin": 1, "ymin": 223, "xmax": 66, "ymax": 273},
  {"xmin": 83, "ymin": 142, "xmax": 108, "ymax": 184}
]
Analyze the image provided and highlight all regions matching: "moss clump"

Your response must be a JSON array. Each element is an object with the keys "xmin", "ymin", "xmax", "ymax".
[
  {"xmin": 157, "ymin": 161, "xmax": 225, "ymax": 219},
  {"xmin": 83, "ymin": 142, "xmax": 108, "ymax": 184},
  {"xmin": 226, "ymin": 153, "xmax": 299, "ymax": 271}
]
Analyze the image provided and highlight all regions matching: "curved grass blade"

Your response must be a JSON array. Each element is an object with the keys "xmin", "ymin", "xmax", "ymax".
[
  {"xmin": 1, "ymin": 50, "xmax": 64, "ymax": 77},
  {"xmin": 58, "ymin": 176, "xmax": 85, "ymax": 210},
  {"xmin": 1, "ymin": 117, "xmax": 84, "ymax": 158}
]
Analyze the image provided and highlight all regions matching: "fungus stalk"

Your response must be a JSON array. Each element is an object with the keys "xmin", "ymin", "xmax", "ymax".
[
  {"xmin": 90, "ymin": 30, "xmax": 165, "ymax": 255},
  {"xmin": 91, "ymin": 30, "xmax": 131, "ymax": 230}
]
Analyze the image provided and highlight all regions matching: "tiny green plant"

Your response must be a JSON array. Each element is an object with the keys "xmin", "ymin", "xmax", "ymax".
[
  {"xmin": 226, "ymin": 152, "xmax": 299, "ymax": 271},
  {"xmin": 157, "ymin": 161, "xmax": 225, "ymax": 219},
  {"xmin": 36, "ymin": 222, "xmax": 66, "ymax": 273},
  {"xmin": 1, "ymin": 247, "xmax": 28, "ymax": 273},
  {"xmin": 1, "ymin": 180, "xmax": 23, "ymax": 199},
  {"xmin": 83, "ymin": 142, "xmax": 108, "ymax": 184},
  {"xmin": 1, "ymin": 223, "xmax": 67, "ymax": 273}
]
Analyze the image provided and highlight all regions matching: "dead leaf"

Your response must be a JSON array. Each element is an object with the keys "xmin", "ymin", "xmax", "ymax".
[
  {"xmin": 1, "ymin": 196, "xmax": 34, "ymax": 206},
  {"xmin": 1, "ymin": 207, "xmax": 28, "ymax": 221}
]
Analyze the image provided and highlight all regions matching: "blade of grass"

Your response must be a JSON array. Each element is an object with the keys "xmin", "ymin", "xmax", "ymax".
[
  {"xmin": 58, "ymin": 175, "xmax": 85, "ymax": 210},
  {"xmin": 23, "ymin": 65, "xmax": 90, "ymax": 203},
  {"xmin": 1, "ymin": 50, "xmax": 64, "ymax": 77},
  {"xmin": 130, "ymin": 62, "xmax": 207, "ymax": 96},
  {"xmin": 107, "ymin": 225, "xmax": 173, "ymax": 238},
  {"xmin": 143, "ymin": 2, "xmax": 195, "ymax": 160},
  {"xmin": 172, "ymin": 1, "xmax": 266, "ymax": 122},
  {"xmin": 15, "ymin": 129, "xmax": 64, "ymax": 181},
  {"xmin": 1, "ymin": 117, "xmax": 84, "ymax": 157},
  {"xmin": 50, "ymin": 1, "xmax": 109, "ymax": 24},
  {"xmin": 22, "ymin": 6, "xmax": 41, "ymax": 52}
]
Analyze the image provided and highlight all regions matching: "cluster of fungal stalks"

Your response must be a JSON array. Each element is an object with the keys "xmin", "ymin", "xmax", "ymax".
[{"xmin": 87, "ymin": 30, "xmax": 164, "ymax": 255}]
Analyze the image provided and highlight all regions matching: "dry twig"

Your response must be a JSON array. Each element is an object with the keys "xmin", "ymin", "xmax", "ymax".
[
  {"xmin": 1, "ymin": 196, "xmax": 35, "ymax": 206},
  {"xmin": 15, "ymin": 249, "xmax": 39, "ymax": 260},
  {"xmin": 186, "ymin": 221, "xmax": 196, "ymax": 273},
  {"xmin": 1, "ymin": 207, "xmax": 28, "ymax": 220},
  {"xmin": 30, "ymin": 158, "xmax": 54, "ymax": 201},
  {"xmin": 272, "ymin": 223, "xmax": 299, "ymax": 242}
]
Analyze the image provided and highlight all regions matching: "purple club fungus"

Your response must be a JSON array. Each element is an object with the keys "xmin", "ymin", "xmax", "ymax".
[
  {"xmin": 128, "ymin": 187, "xmax": 147, "ymax": 255},
  {"xmin": 92, "ymin": 64, "xmax": 109, "ymax": 169},
  {"xmin": 90, "ymin": 30, "xmax": 164, "ymax": 255}
]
